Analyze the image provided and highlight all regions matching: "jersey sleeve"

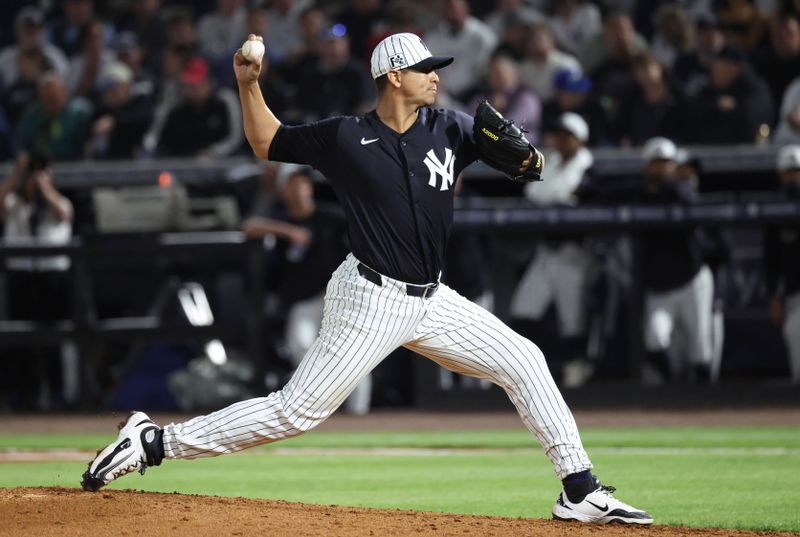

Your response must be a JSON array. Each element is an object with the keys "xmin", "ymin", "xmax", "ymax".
[
  {"xmin": 268, "ymin": 117, "xmax": 344, "ymax": 168},
  {"xmin": 451, "ymin": 109, "xmax": 480, "ymax": 168}
]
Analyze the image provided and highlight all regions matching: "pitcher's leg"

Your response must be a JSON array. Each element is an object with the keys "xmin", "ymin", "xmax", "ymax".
[
  {"xmin": 164, "ymin": 277, "xmax": 417, "ymax": 459},
  {"xmin": 163, "ymin": 344, "xmax": 383, "ymax": 458},
  {"xmin": 162, "ymin": 255, "xmax": 423, "ymax": 461},
  {"xmin": 409, "ymin": 285, "xmax": 592, "ymax": 479}
]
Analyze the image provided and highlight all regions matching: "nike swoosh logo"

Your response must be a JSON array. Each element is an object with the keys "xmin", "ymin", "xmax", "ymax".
[
  {"xmin": 586, "ymin": 500, "xmax": 609, "ymax": 512},
  {"xmin": 360, "ymin": 137, "xmax": 379, "ymax": 145}
]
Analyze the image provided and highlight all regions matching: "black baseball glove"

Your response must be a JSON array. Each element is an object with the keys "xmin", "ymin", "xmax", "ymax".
[{"xmin": 472, "ymin": 99, "xmax": 544, "ymax": 182}]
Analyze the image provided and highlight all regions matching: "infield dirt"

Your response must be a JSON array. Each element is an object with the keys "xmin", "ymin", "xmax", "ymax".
[{"xmin": 1, "ymin": 486, "xmax": 796, "ymax": 537}]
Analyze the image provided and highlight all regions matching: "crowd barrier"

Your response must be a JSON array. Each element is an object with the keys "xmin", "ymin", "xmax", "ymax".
[{"xmin": 0, "ymin": 144, "xmax": 783, "ymax": 188}]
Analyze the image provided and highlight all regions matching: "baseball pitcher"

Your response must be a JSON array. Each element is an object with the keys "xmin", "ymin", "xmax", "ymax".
[{"xmin": 82, "ymin": 32, "xmax": 651, "ymax": 525}]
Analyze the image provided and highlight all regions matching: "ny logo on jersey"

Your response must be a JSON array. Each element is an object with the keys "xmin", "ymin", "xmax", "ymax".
[{"xmin": 423, "ymin": 148, "xmax": 455, "ymax": 191}]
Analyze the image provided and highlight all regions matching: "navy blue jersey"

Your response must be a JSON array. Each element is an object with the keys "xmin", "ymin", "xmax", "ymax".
[{"xmin": 269, "ymin": 107, "xmax": 478, "ymax": 284}]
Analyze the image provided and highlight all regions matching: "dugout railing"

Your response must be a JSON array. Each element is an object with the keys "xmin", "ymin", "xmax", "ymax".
[{"xmin": 2, "ymin": 197, "xmax": 799, "ymax": 407}]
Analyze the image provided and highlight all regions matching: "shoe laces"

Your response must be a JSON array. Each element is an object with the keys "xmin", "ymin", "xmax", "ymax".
[
  {"xmin": 598, "ymin": 483, "xmax": 617, "ymax": 496},
  {"xmin": 109, "ymin": 456, "xmax": 147, "ymax": 481}
]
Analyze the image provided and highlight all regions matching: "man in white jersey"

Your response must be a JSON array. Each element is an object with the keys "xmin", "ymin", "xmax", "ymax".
[
  {"xmin": 82, "ymin": 32, "xmax": 652, "ymax": 525},
  {"xmin": 510, "ymin": 112, "xmax": 596, "ymax": 387}
]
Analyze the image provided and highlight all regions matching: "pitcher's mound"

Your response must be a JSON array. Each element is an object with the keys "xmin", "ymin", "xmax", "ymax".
[{"xmin": 0, "ymin": 487, "xmax": 783, "ymax": 537}]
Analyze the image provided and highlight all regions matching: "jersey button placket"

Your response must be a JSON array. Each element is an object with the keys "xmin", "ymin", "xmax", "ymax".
[{"xmin": 400, "ymin": 138, "xmax": 433, "ymax": 281}]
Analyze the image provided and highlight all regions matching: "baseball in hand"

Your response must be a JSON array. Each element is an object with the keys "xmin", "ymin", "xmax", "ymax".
[{"xmin": 241, "ymin": 39, "xmax": 265, "ymax": 62}]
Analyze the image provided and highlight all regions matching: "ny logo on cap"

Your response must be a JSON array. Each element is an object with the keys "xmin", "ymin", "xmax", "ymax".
[{"xmin": 389, "ymin": 54, "xmax": 407, "ymax": 68}]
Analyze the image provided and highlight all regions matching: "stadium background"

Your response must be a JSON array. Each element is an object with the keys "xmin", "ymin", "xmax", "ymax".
[{"xmin": 0, "ymin": 0, "xmax": 799, "ymax": 535}]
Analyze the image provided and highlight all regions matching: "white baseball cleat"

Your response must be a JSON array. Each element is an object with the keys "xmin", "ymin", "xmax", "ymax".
[
  {"xmin": 552, "ymin": 482, "xmax": 653, "ymax": 525},
  {"xmin": 81, "ymin": 411, "xmax": 163, "ymax": 492}
]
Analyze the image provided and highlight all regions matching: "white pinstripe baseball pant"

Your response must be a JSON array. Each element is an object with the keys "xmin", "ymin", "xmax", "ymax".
[{"xmin": 162, "ymin": 254, "xmax": 593, "ymax": 479}]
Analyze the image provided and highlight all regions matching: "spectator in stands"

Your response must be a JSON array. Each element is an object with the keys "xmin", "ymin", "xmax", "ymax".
[
  {"xmin": 466, "ymin": 53, "xmax": 541, "ymax": 142},
  {"xmin": 86, "ymin": 62, "xmax": 154, "ymax": 159},
  {"xmin": 284, "ymin": 5, "xmax": 326, "ymax": 65},
  {"xmin": 293, "ymin": 25, "xmax": 375, "ymax": 122},
  {"xmin": 0, "ymin": 153, "xmax": 75, "ymax": 409},
  {"xmin": 425, "ymin": 0, "xmax": 498, "ymax": 98},
  {"xmin": 673, "ymin": 13, "xmax": 727, "ymax": 98},
  {"xmin": 165, "ymin": 9, "xmax": 199, "ymax": 55},
  {"xmin": 541, "ymin": 68, "xmax": 611, "ymax": 147},
  {"xmin": 198, "ymin": 0, "xmax": 247, "ymax": 62},
  {"xmin": 16, "ymin": 72, "xmax": 93, "ymax": 161},
  {"xmin": 141, "ymin": 44, "xmax": 192, "ymax": 156},
  {"xmin": 241, "ymin": 165, "xmax": 363, "ymax": 411},
  {"xmin": 66, "ymin": 19, "xmax": 116, "ymax": 103},
  {"xmin": 774, "ymin": 74, "xmax": 800, "ymax": 144},
  {"xmin": 650, "ymin": 3, "xmax": 695, "ymax": 70},
  {"xmin": 714, "ymin": 0, "xmax": 769, "ymax": 50},
  {"xmin": 579, "ymin": 11, "xmax": 648, "ymax": 76},
  {"xmin": 0, "ymin": 7, "xmax": 68, "ymax": 87},
  {"xmin": 616, "ymin": 53, "xmax": 686, "ymax": 145},
  {"xmin": 266, "ymin": 0, "xmax": 314, "ymax": 66},
  {"xmin": 519, "ymin": 21, "xmax": 582, "ymax": 103},
  {"xmin": 764, "ymin": 144, "xmax": 800, "ymax": 383},
  {"xmin": 685, "ymin": 44, "xmax": 773, "ymax": 144},
  {"xmin": 280, "ymin": 5, "xmax": 327, "ymax": 85},
  {"xmin": 492, "ymin": 9, "xmax": 541, "ymax": 63},
  {"xmin": 114, "ymin": 31, "xmax": 155, "ymax": 101},
  {"xmin": 1, "ymin": 48, "xmax": 51, "ymax": 128},
  {"xmin": 485, "ymin": 0, "xmax": 543, "ymax": 38},
  {"xmin": 582, "ymin": 12, "xmax": 649, "ymax": 142},
  {"xmin": 48, "ymin": 0, "xmax": 106, "ymax": 59},
  {"xmin": 158, "ymin": 57, "xmax": 242, "ymax": 158},
  {"xmin": 510, "ymin": 112, "xmax": 595, "ymax": 387},
  {"xmin": 336, "ymin": 0, "xmax": 385, "ymax": 63},
  {"xmin": 116, "ymin": 0, "xmax": 168, "ymax": 79},
  {"xmin": 549, "ymin": 0, "xmax": 602, "ymax": 57},
  {"xmin": 751, "ymin": 15, "xmax": 800, "ymax": 112},
  {"xmin": 636, "ymin": 138, "xmax": 716, "ymax": 383}
]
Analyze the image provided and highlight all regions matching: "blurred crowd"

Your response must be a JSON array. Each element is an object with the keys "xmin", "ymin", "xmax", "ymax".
[
  {"xmin": 3, "ymin": 0, "xmax": 800, "ymax": 411},
  {"xmin": 1, "ymin": 0, "xmax": 800, "ymax": 163}
]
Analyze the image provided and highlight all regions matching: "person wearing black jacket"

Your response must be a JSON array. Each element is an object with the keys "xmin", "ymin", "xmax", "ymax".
[
  {"xmin": 764, "ymin": 145, "xmax": 800, "ymax": 384},
  {"xmin": 636, "ymin": 137, "xmax": 716, "ymax": 382},
  {"xmin": 684, "ymin": 44, "xmax": 773, "ymax": 144},
  {"xmin": 86, "ymin": 62, "xmax": 154, "ymax": 159}
]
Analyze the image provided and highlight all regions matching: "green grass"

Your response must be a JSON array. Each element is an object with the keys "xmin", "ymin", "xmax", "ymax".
[
  {"xmin": 1, "ymin": 427, "xmax": 799, "ymax": 532},
  {"xmin": 2, "ymin": 426, "xmax": 799, "ymax": 450}
]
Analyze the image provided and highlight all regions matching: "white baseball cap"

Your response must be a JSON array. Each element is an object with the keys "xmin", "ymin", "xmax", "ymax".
[
  {"xmin": 100, "ymin": 61, "xmax": 133, "ymax": 89},
  {"xmin": 370, "ymin": 32, "xmax": 453, "ymax": 80},
  {"xmin": 777, "ymin": 145, "xmax": 800, "ymax": 171},
  {"xmin": 674, "ymin": 147, "xmax": 691, "ymax": 165},
  {"xmin": 642, "ymin": 137, "xmax": 678, "ymax": 162},
  {"xmin": 556, "ymin": 112, "xmax": 589, "ymax": 143}
]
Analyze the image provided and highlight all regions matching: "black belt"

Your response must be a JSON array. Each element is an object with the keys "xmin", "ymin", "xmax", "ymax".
[{"xmin": 357, "ymin": 263, "xmax": 439, "ymax": 298}]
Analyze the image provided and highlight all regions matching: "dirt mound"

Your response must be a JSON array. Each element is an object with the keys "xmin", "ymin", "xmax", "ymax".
[{"xmin": 0, "ymin": 487, "xmax": 792, "ymax": 537}]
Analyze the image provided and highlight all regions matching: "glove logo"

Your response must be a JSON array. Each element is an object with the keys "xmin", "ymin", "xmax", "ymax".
[
  {"xmin": 481, "ymin": 127, "xmax": 499, "ymax": 141},
  {"xmin": 423, "ymin": 148, "xmax": 455, "ymax": 191}
]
